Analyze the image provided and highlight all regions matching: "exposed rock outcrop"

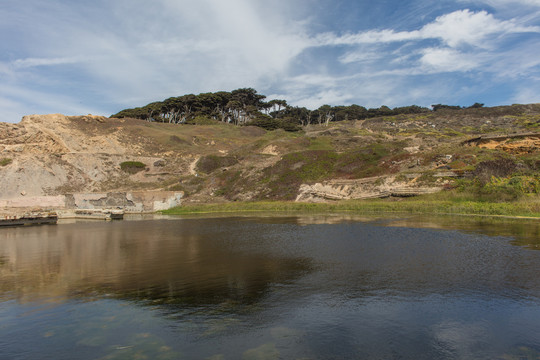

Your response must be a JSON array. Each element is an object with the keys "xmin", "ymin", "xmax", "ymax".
[
  {"xmin": 296, "ymin": 176, "xmax": 441, "ymax": 202},
  {"xmin": 0, "ymin": 114, "xmax": 188, "ymax": 200},
  {"xmin": 462, "ymin": 133, "xmax": 540, "ymax": 154}
]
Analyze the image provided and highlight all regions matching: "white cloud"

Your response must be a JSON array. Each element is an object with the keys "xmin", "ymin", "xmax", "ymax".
[
  {"xmin": 314, "ymin": 10, "xmax": 540, "ymax": 49},
  {"xmin": 293, "ymin": 90, "xmax": 353, "ymax": 109},
  {"xmin": 288, "ymin": 7, "xmax": 540, "ymax": 109},
  {"xmin": 0, "ymin": 0, "xmax": 313, "ymax": 121},
  {"xmin": 0, "ymin": 62, "xmax": 11, "ymax": 75},
  {"xmin": 0, "ymin": 83, "xmax": 102, "ymax": 123},
  {"xmin": 1, "ymin": 0, "xmax": 540, "ymax": 122},
  {"xmin": 511, "ymin": 87, "xmax": 540, "ymax": 104},
  {"xmin": 421, "ymin": 10, "xmax": 540, "ymax": 48},
  {"xmin": 339, "ymin": 50, "xmax": 385, "ymax": 64},
  {"xmin": 420, "ymin": 48, "xmax": 479, "ymax": 72},
  {"xmin": 12, "ymin": 57, "xmax": 83, "ymax": 69},
  {"xmin": 464, "ymin": 0, "xmax": 540, "ymax": 7},
  {"xmin": 286, "ymin": 74, "xmax": 344, "ymax": 89},
  {"xmin": 315, "ymin": 29, "xmax": 421, "ymax": 46}
]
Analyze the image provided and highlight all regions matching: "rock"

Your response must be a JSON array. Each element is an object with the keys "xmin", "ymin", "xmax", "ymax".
[
  {"xmin": 295, "ymin": 177, "xmax": 441, "ymax": 202},
  {"xmin": 154, "ymin": 159, "xmax": 166, "ymax": 167}
]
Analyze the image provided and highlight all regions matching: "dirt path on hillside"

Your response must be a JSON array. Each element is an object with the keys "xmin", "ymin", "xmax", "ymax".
[{"xmin": 189, "ymin": 156, "xmax": 200, "ymax": 175}]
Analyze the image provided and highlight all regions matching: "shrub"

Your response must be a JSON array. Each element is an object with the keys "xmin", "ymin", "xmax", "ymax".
[
  {"xmin": 249, "ymin": 115, "xmax": 301, "ymax": 132},
  {"xmin": 472, "ymin": 158, "xmax": 517, "ymax": 184},
  {"xmin": 196, "ymin": 155, "xmax": 238, "ymax": 174},
  {"xmin": 487, "ymin": 175, "xmax": 540, "ymax": 194},
  {"xmin": 0, "ymin": 158, "xmax": 12, "ymax": 167},
  {"xmin": 214, "ymin": 170, "xmax": 242, "ymax": 199},
  {"xmin": 456, "ymin": 173, "xmax": 539, "ymax": 202},
  {"xmin": 120, "ymin": 161, "xmax": 146, "ymax": 174},
  {"xmin": 249, "ymin": 116, "xmax": 282, "ymax": 131},
  {"xmin": 280, "ymin": 120, "xmax": 302, "ymax": 132}
]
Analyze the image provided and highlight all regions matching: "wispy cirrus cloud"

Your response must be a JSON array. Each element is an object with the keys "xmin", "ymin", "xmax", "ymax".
[
  {"xmin": 461, "ymin": 0, "xmax": 540, "ymax": 7},
  {"xmin": 1, "ymin": 0, "xmax": 540, "ymax": 122},
  {"xmin": 12, "ymin": 57, "xmax": 83, "ymax": 69},
  {"xmin": 283, "ymin": 6, "xmax": 540, "ymax": 108},
  {"xmin": 0, "ymin": 0, "xmax": 312, "ymax": 121},
  {"xmin": 315, "ymin": 9, "xmax": 540, "ymax": 48}
]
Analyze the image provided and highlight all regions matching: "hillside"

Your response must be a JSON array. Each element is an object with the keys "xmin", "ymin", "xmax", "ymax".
[{"xmin": 0, "ymin": 104, "xmax": 539, "ymax": 209}]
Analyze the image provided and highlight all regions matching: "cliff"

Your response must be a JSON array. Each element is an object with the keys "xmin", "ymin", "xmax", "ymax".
[{"xmin": 0, "ymin": 108, "xmax": 538, "ymax": 209}]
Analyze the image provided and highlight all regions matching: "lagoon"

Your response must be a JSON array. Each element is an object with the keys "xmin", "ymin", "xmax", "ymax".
[{"xmin": 1, "ymin": 215, "xmax": 540, "ymax": 359}]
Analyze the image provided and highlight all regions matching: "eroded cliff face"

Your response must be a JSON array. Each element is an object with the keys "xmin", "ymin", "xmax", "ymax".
[
  {"xmin": 295, "ymin": 177, "xmax": 441, "ymax": 202},
  {"xmin": 0, "ymin": 114, "xmax": 189, "ymax": 200}
]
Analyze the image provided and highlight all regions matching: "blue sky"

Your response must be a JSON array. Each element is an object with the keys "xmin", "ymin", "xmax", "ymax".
[{"xmin": 1, "ymin": 0, "xmax": 540, "ymax": 122}]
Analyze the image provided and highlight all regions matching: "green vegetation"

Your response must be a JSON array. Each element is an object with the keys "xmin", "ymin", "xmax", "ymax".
[
  {"xmin": 214, "ymin": 170, "xmax": 242, "ymax": 197},
  {"xmin": 112, "ymin": 88, "xmax": 540, "ymax": 134},
  {"xmin": 163, "ymin": 150, "xmax": 540, "ymax": 217},
  {"xmin": 261, "ymin": 150, "xmax": 339, "ymax": 199},
  {"xmin": 120, "ymin": 161, "xmax": 146, "ymax": 174},
  {"xmin": 196, "ymin": 155, "xmax": 238, "ymax": 174},
  {"xmin": 0, "ymin": 158, "xmax": 12, "ymax": 167},
  {"xmin": 448, "ymin": 157, "xmax": 540, "ymax": 202},
  {"xmin": 110, "ymin": 88, "xmax": 440, "ymax": 131},
  {"xmin": 105, "ymin": 90, "xmax": 539, "ymax": 214},
  {"xmin": 257, "ymin": 143, "xmax": 408, "ymax": 200},
  {"xmin": 162, "ymin": 194, "xmax": 540, "ymax": 218}
]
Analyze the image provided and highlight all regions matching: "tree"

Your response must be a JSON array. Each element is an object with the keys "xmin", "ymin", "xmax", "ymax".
[
  {"xmin": 224, "ymin": 100, "xmax": 239, "ymax": 125},
  {"xmin": 267, "ymin": 99, "xmax": 288, "ymax": 118},
  {"xmin": 111, "ymin": 88, "xmax": 481, "ymax": 130},
  {"xmin": 317, "ymin": 105, "xmax": 334, "ymax": 126},
  {"xmin": 231, "ymin": 88, "xmax": 266, "ymax": 110},
  {"xmin": 432, "ymin": 104, "xmax": 462, "ymax": 111},
  {"xmin": 468, "ymin": 102, "xmax": 484, "ymax": 109}
]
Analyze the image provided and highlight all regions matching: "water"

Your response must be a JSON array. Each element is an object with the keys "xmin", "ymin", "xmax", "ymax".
[{"xmin": 1, "ymin": 214, "xmax": 540, "ymax": 359}]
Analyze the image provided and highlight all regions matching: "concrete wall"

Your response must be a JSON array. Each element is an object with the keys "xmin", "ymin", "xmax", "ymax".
[
  {"xmin": 0, "ymin": 191, "xmax": 183, "ymax": 212},
  {"xmin": 0, "ymin": 195, "xmax": 66, "ymax": 209}
]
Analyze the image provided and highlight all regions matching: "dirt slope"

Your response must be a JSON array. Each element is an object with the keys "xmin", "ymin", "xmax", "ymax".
[
  {"xmin": 0, "ymin": 115, "xmax": 188, "ymax": 199},
  {"xmin": 0, "ymin": 107, "xmax": 538, "ymax": 204}
]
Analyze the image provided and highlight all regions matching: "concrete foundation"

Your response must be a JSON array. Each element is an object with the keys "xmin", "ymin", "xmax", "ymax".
[{"xmin": 0, "ymin": 191, "xmax": 183, "ymax": 213}]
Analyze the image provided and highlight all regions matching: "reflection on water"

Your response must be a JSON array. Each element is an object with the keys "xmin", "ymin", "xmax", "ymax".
[
  {"xmin": 164, "ymin": 212, "xmax": 540, "ymax": 248},
  {"xmin": 0, "ymin": 215, "xmax": 540, "ymax": 359},
  {"xmin": 0, "ymin": 219, "xmax": 312, "ymax": 306}
]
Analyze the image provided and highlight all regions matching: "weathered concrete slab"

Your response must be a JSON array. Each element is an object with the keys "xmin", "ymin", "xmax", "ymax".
[
  {"xmin": 0, "ymin": 196, "xmax": 66, "ymax": 209},
  {"xmin": 0, "ymin": 212, "xmax": 58, "ymax": 226},
  {"xmin": 0, "ymin": 191, "xmax": 183, "ymax": 213}
]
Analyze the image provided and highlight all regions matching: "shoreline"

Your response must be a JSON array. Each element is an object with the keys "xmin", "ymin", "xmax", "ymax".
[
  {"xmin": 162, "ymin": 198, "xmax": 540, "ymax": 220},
  {"xmin": 1, "ymin": 195, "xmax": 538, "ymax": 226}
]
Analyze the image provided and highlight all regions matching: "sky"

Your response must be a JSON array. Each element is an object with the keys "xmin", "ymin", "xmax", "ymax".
[{"xmin": 1, "ymin": 0, "xmax": 540, "ymax": 122}]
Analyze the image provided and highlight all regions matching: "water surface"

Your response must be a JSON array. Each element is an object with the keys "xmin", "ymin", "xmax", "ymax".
[{"xmin": 1, "ymin": 215, "xmax": 539, "ymax": 359}]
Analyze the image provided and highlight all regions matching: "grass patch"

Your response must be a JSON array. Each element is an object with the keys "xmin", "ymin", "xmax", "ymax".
[
  {"xmin": 214, "ymin": 170, "xmax": 242, "ymax": 198},
  {"xmin": 261, "ymin": 150, "xmax": 339, "ymax": 199},
  {"xmin": 0, "ymin": 158, "xmax": 12, "ymax": 167},
  {"xmin": 307, "ymin": 137, "xmax": 334, "ymax": 150},
  {"xmin": 162, "ymin": 194, "xmax": 540, "ymax": 218},
  {"xmin": 196, "ymin": 155, "xmax": 238, "ymax": 174},
  {"xmin": 257, "ymin": 142, "xmax": 409, "ymax": 200},
  {"xmin": 120, "ymin": 161, "xmax": 146, "ymax": 174}
]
